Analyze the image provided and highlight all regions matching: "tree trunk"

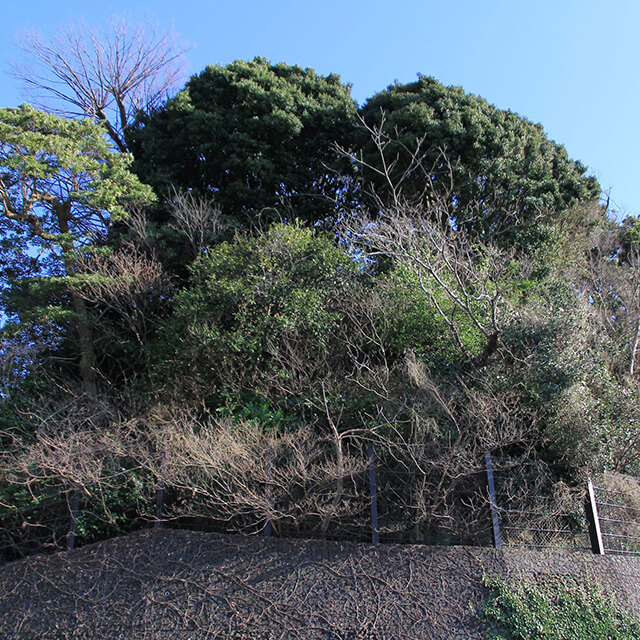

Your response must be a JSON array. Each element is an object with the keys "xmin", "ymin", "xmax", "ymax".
[
  {"xmin": 70, "ymin": 291, "xmax": 97, "ymax": 396},
  {"xmin": 469, "ymin": 331, "xmax": 499, "ymax": 369},
  {"xmin": 57, "ymin": 207, "xmax": 97, "ymax": 396}
]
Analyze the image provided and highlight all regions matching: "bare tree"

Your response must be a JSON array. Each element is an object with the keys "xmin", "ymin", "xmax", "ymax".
[
  {"xmin": 339, "ymin": 205, "xmax": 517, "ymax": 368},
  {"xmin": 134, "ymin": 403, "xmax": 369, "ymax": 537},
  {"xmin": 582, "ymin": 230, "xmax": 640, "ymax": 378},
  {"xmin": 338, "ymin": 111, "xmax": 462, "ymax": 216},
  {"xmin": 0, "ymin": 397, "xmax": 370, "ymax": 538},
  {"xmin": 73, "ymin": 249, "xmax": 173, "ymax": 347},
  {"xmin": 346, "ymin": 348, "xmax": 543, "ymax": 542},
  {"xmin": 167, "ymin": 188, "xmax": 225, "ymax": 257},
  {"xmin": 12, "ymin": 15, "xmax": 187, "ymax": 151},
  {"xmin": 336, "ymin": 118, "xmax": 527, "ymax": 369}
]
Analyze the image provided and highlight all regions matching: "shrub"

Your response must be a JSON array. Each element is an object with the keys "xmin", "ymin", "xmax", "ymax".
[{"xmin": 482, "ymin": 576, "xmax": 640, "ymax": 639}]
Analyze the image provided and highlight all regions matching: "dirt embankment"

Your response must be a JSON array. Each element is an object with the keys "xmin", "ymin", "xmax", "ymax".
[{"xmin": 1, "ymin": 529, "xmax": 640, "ymax": 639}]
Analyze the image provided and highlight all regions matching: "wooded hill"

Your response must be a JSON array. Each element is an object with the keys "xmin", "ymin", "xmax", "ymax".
[{"xmin": 1, "ymin": 24, "xmax": 638, "ymax": 548}]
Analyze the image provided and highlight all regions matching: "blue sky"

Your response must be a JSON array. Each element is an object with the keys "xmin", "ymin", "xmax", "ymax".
[{"xmin": 2, "ymin": 0, "xmax": 639, "ymax": 217}]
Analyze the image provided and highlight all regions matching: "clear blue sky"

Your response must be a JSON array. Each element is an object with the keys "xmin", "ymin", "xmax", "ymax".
[{"xmin": 2, "ymin": 1, "xmax": 639, "ymax": 217}]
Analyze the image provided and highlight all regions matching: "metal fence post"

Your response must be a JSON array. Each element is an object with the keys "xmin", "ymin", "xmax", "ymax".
[
  {"xmin": 66, "ymin": 487, "xmax": 81, "ymax": 551},
  {"xmin": 368, "ymin": 446, "xmax": 379, "ymax": 545},
  {"xmin": 264, "ymin": 446, "xmax": 273, "ymax": 538},
  {"xmin": 585, "ymin": 478, "xmax": 605, "ymax": 555},
  {"xmin": 154, "ymin": 446, "xmax": 166, "ymax": 529},
  {"xmin": 485, "ymin": 452, "xmax": 502, "ymax": 549}
]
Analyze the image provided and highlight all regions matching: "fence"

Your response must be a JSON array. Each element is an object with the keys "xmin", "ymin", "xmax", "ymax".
[
  {"xmin": 589, "ymin": 479, "xmax": 640, "ymax": 556},
  {"xmin": 0, "ymin": 451, "xmax": 637, "ymax": 564},
  {"xmin": 491, "ymin": 458, "xmax": 590, "ymax": 552},
  {"xmin": 0, "ymin": 469, "xmax": 155, "ymax": 563}
]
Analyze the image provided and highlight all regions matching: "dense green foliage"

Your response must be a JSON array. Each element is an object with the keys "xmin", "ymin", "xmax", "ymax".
[
  {"xmin": 0, "ymin": 105, "xmax": 156, "ymax": 393},
  {"xmin": 359, "ymin": 77, "xmax": 600, "ymax": 244},
  {"xmin": 0, "ymin": 105, "xmax": 155, "ymax": 226},
  {"xmin": 154, "ymin": 223, "xmax": 362, "ymax": 406},
  {"xmin": 129, "ymin": 58, "xmax": 357, "ymax": 227},
  {"xmin": 482, "ymin": 577, "xmax": 640, "ymax": 639},
  {"xmin": 129, "ymin": 66, "xmax": 601, "ymax": 246}
]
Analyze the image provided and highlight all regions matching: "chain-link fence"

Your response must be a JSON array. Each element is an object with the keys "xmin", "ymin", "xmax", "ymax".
[
  {"xmin": 3, "ymin": 453, "xmax": 640, "ymax": 565},
  {"xmin": 0, "ymin": 470, "xmax": 155, "ymax": 563},
  {"xmin": 491, "ymin": 459, "xmax": 590, "ymax": 552}
]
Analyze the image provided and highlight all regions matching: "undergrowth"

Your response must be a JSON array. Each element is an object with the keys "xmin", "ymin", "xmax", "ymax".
[{"xmin": 482, "ymin": 576, "xmax": 640, "ymax": 639}]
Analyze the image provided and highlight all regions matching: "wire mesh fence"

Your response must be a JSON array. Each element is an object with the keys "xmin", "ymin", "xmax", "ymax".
[
  {"xmin": 592, "ymin": 479, "xmax": 640, "ymax": 556},
  {"xmin": 497, "ymin": 503, "xmax": 589, "ymax": 551},
  {"xmin": 0, "ymin": 453, "xmax": 492, "ymax": 561},
  {"xmin": 3, "ymin": 452, "xmax": 640, "ymax": 565},
  {"xmin": 0, "ymin": 470, "xmax": 156, "ymax": 563},
  {"xmin": 373, "ymin": 465, "xmax": 492, "ymax": 546},
  {"xmin": 491, "ymin": 459, "xmax": 590, "ymax": 552}
]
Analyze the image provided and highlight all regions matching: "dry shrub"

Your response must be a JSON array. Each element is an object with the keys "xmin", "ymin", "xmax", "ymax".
[
  {"xmin": 1, "ymin": 396, "xmax": 370, "ymax": 538},
  {"xmin": 135, "ymin": 404, "xmax": 370, "ymax": 535},
  {"xmin": 0, "ymin": 391, "xmax": 117, "ymax": 491}
]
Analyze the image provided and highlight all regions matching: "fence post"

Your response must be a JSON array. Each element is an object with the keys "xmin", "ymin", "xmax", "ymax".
[
  {"xmin": 585, "ymin": 478, "xmax": 605, "ymax": 555},
  {"xmin": 154, "ymin": 446, "xmax": 166, "ymax": 529},
  {"xmin": 368, "ymin": 446, "xmax": 379, "ymax": 545},
  {"xmin": 66, "ymin": 487, "xmax": 81, "ymax": 551},
  {"xmin": 485, "ymin": 452, "xmax": 502, "ymax": 550},
  {"xmin": 263, "ymin": 446, "xmax": 273, "ymax": 538}
]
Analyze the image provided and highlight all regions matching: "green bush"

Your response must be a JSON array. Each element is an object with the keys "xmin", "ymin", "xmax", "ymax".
[
  {"xmin": 75, "ymin": 470, "xmax": 154, "ymax": 544},
  {"xmin": 482, "ymin": 576, "xmax": 640, "ymax": 639},
  {"xmin": 153, "ymin": 222, "xmax": 362, "ymax": 404}
]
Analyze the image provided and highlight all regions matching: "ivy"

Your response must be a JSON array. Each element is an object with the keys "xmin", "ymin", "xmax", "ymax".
[{"xmin": 482, "ymin": 575, "xmax": 640, "ymax": 639}]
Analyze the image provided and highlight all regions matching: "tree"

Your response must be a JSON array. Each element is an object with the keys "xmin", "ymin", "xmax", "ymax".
[
  {"xmin": 129, "ymin": 58, "xmax": 357, "ymax": 227},
  {"xmin": 341, "ymin": 207, "xmax": 514, "ymax": 368},
  {"xmin": 166, "ymin": 187, "xmax": 226, "ymax": 259},
  {"xmin": 583, "ymin": 220, "xmax": 640, "ymax": 379},
  {"xmin": 0, "ymin": 105, "xmax": 156, "ymax": 394},
  {"xmin": 70, "ymin": 248, "xmax": 173, "ymax": 384},
  {"xmin": 338, "ymin": 122, "xmax": 522, "ymax": 370},
  {"xmin": 357, "ymin": 76, "xmax": 601, "ymax": 245},
  {"xmin": 154, "ymin": 223, "xmax": 361, "ymax": 405},
  {"xmin": 12, "ymin": 16, "xmax": 187, "ymax": 152}
]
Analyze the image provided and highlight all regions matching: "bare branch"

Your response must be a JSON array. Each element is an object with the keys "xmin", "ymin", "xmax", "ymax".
[
  {"xmin": 12, "ymin": 16, "xmax": 188, "ymax": 151},
  {"xmin": 166, "ymin": 187, "xmax": 225, "ymax": 257},
  {"xmin": 335, "ymin": 119, "xmax": 529, "ymax": 368},
  {"xmin": 73, "ymin": 248, "xmax": 173, "ymax": 346}
]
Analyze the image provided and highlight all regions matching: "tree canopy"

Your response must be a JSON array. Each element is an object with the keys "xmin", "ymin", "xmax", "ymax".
[
  {"xmin": 6, "ymin": 46, "xmax": 640, "ymax": 559},
  {"xmin": 12, "ymin": 16, "xmax": 187, "ymax": 152},
  {"xmin": 0, "ymin": 105, "xmax": 155, "ymax": 235},
  {"xmin": 357, "ymin": 76, "xmax": 601, "ymax": 243},
  {"xmin": 129, "ymin": 57, "xmax": 357, "ymax": 227},
  {"xmin": 0, "ymin": 105, "xmax": 156, "ymax": 393},
  {"xmin": 154, "ymin": 223, "xmax": 361, "ymax": 404}
]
